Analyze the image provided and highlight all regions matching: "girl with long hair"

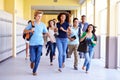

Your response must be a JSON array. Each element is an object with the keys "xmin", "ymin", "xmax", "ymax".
[
  {"xmin": 55, "ymin": 12, "xmax": 71, "ymax": 72},
  {"xmin": 80, "ymin": 24, "xmax": 97, "ymax": 73}
]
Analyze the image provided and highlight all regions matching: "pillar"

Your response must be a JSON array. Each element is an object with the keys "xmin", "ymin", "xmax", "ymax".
[
  {"xmin": 106, "ymin": 0, "xmax": 117, "ymax": 69},
  {"xmin": 93, "ymin": 0, "xmax": 101, "ymax": 58},
  {"xmin": 12, "ymin": 0, "xmax": 16, "ymax": 57}
]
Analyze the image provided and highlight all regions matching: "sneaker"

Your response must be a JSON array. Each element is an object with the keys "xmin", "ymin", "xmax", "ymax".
[
  {"xmin": 25, "ymin": 57, "xmax": 28, "ymax": 60},
  {"xmin": 30, "ymin": 62, "xmax": 34, "ymax": 69},
  {"xmin": 74, "ymin": 66, "xmax": 78, "ymax": 70},
  {"xmin": 50, "ymin": 62, "xmax": 53, "ymax": 66},
  {"xmin": 33, "ymin": 72, "xmax": 37, "ymax": 76},
  {"xmin": 86, "ymin": 71, "xmax": 88, "ymax": 74},
  {"xmin": 67, "ymin": 55, "xmax": 71, "ymax": 58},
  {"xmin": 58, "ymin": 69, "xmax": 62, "ymax": 72}
]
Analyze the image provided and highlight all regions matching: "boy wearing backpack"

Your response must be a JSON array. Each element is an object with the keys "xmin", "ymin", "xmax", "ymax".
[{"xmin": 24, "ymin": 10, "xmax": 53, "ymax": 76}]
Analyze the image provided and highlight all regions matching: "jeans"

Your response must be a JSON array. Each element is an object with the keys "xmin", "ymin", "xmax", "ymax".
[
  {"xmin": 56, "ymin": 38, "xmax": 68, "ymax": 68},
  {"xmin": 46, "ymin": 41, "xmax": 51, "ymax": 56},
  {"xmin": 49, "ymin": 41, "xmax": 56, "ymax": 62},
  {"xmin": 79, "ymin": 52, "xmax": 84, "ymax": 58},
  {"xmin": 29, "ymin": 45, "xmax": 42, "ymax": 73},
  {"xmin": 83, "ymin": 45, "xmax": 94, "ymax": 71},
  {"xmin": 66, "ymin": 46, "xmax": 68, "ymax": 57}
]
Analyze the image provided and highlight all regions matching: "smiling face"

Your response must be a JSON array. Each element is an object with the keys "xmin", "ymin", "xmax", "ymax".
[
  {"xmin": 81, "ymin": 16, "xmax": 86, "ymax": 23},
  {"xmin": 35, "ymin": 14, "xmax": 42, "ymax": 21},
  {"xmin": 34, "ymin": 11, "xmax": 43, "ymax": 22},
  {"xmin": 73, "ymin": 19, "xmax": 79, "ymax": 27},
  {"xmin": 87, "ymin": 25, "xmax": 93, "ymax": 32},
  {"xmin": 60, "ymin": 14, "xmax": 66, "ymax": 22},
  {"xmin": 49, "ymin": 20, "xmax": 55, "ymax": 27}
]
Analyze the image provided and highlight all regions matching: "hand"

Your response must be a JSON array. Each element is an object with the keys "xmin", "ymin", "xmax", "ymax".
[
  {"xmin": 54, "ymin": 28, "xmax": 58, "ymax": 32},
  {"xmin": 70, "ymin": 38, "xmax": 75, "ymax": 41},
  {"xmin": 60, "ymin": 27, "xmax": 64, "ymax": 31},
  {"xmin": 91, "ymin": 39, "xmax": 94, "ymax": 43},
  {"xmin": 60, "ymin": 27, "xmax": 67, "ymax": 33},
  {"xmin": 31, "ymin": 28, "xmax": 35, "ymax": 32}
]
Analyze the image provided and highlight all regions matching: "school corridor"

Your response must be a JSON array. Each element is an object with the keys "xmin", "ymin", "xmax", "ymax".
[
  {"xmin": 0, "ymin": 49, "xmax": 120, "ymax": 80},
  {"xmin": 0, "ymin": 0, "xmax": 120, "ymax": 80}
]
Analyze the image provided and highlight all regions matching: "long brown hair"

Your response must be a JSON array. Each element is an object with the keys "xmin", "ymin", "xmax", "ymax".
[
  {"xmin": 86, "ymin": 24, "xmax": 97, "ymax": 41},
  {"xmin": 48, "ymin": 20, "xmax": 55, "ymax": 28}
]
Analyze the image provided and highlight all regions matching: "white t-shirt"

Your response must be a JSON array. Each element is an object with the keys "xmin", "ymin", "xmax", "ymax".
[{"xmin": 47, "ymin": 28, "xmax": 56, "ymax": 42}]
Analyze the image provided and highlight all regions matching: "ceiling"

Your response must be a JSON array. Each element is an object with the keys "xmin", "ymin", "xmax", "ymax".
[
  {"xmin": 31, "ymin": 0, "xmax": 85, "ymax": 14},
  {"xmin": 31, "ymin": 6, "xmax": 80, "ymax": 14},
  {"xmin": 31, "ymin": 6, "xmax": 80, "ymax": 10}
]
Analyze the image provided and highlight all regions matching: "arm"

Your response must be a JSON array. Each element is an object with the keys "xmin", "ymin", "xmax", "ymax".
[
  {"xmin": 67, "ymin": 26, "xmax": 71, "ymax": 35},
  {"xmin": 24, "ymin": 22, "xmax": 33, "ymax": 33},
  {"xmin": 43, "ymin": 24, "xmax": 54, "ymax": 43},
  {"xmin": 80, "ymin": 32, "xmax": 87, "ymax": 42},
  {"xmin": 92, "ymin": 40, "xmax": 97, "ymax": 44},
  {"xmin": 54, "ymin": 27, "xmax": 58, "ymax": 32},
  {"xmin": 80, "ymin": 35, "xmax": 86, "ymax": 42},
  {"xmin": 45, "ymin": 33, "xmax": 54, "ymax": 43},
  {"xmin": 24, "ymin": 29, "xmax": 34, "ymax": 33},
  {"xmin": 60, "ymin": 27, "xmax": 67, "ymax": 33},
  {"xmin": 91, "ymin": 35, "xmax": 97, "ymax": 44},
  {"xmin": 68, "ymin": 35, "xmax": 75, "ymax": 41}
]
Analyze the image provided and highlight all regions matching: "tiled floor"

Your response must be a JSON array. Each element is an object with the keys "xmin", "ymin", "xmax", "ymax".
[{"xmin": 0, "ymin": 49, "xmax": 120, "ymax": 80}]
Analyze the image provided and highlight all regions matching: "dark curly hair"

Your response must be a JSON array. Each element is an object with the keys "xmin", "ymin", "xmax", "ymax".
[{"xmin": 57, "ymin": 12, "xmax": 70, "ymax": 23}]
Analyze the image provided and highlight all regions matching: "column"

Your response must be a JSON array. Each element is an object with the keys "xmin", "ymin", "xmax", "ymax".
[
  {"xmin": 93, "ymin": 0, "xmax": 101, "ymax": 58},
  {"xmin": 106, "ymin": 0, "xmax": 117, "ymax": 69},
  {"xmin": 12, "ymin": 0, "xmax": 16, "ymax": 57}
]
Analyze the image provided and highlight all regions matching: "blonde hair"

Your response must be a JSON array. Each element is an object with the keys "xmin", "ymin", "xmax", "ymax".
[{"xmin": 34, "ymin": 10, "xmax": 43, "ymax": 19}]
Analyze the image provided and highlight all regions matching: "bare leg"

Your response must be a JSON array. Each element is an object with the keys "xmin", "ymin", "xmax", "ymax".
[{"xmin": 25, "ymin": 43, "xmax": 29, "ymax": 59}]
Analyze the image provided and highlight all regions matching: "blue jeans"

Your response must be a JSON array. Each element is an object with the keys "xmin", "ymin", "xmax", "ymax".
[
  {"xmin": 56, "ymin": 38, "xmax": 68, "ymax": 68},
  {"xmin": 29, "ymin": 45, "xmax": 42, "ymax": 73},
  {"xmin": 79, "ymin": 52, "xmax": 84, "ymax": 58},
  {"xmin": 83, "ymin": 45, "xmax": 94, "ymax": 71}
]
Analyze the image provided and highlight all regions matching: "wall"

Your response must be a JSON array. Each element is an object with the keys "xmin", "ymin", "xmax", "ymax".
[
  {"xmin": 0, "ymin": 0, "xmax": 81, "ymax": 61},
  {"xmin": 0, "ymin": 10, "xmax": 13, "ymax": 61},
  {"xmin": 4, "ymin": 0, "xmax": 24, "ymax": 18},
  {"xmin": 16, "ymin": 17, "xmax": 27, "ymax": 53},
  {"xmin": 4, "ymin": 0, "xmax": 14, "ymax": 14},
  {"xmin": 0, "ymin": 10, "xmax": 27, "ymax": 62},
  {"xmin": 42, "ymin": 15, "xmax": 57, "ymax": 26},
  {"xmin": 0, "ymin": 0, "xmax": 4, "ymax": 10},
  {"xmin": 15, "ymin": 0, "xmax": 24, "ymax": 18}
]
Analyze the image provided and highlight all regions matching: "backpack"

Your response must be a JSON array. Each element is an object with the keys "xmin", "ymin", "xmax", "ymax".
[{"xmin": 23, "ymin": 21, "xmax": 35, "ymax": 41}]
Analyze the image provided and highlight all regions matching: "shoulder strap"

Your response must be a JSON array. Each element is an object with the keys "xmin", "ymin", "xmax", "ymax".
[
  {"xmin": 78, "ymin": 27, "xmax": 81, "ymax": 36},
  {"xmin": 31, "ymin": 21, "xmax": 35, "ymax": 28}
]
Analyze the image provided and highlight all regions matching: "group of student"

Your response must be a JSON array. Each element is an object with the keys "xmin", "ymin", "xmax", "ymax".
[{"xmin": 23, "ymin": 10, "xmax": 97, "ymax": 76}]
